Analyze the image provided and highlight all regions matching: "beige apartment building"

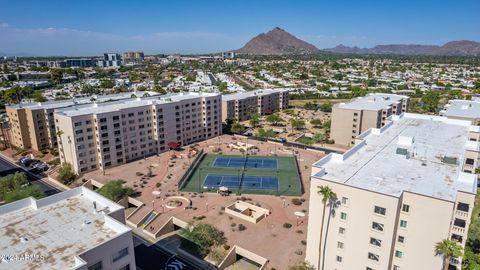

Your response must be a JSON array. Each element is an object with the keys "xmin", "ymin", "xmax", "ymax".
[
  {"xmin": 330, "ymin": 93, "xmax": 410, "ymax": 146},
  {"xmin": 6, "ymin": 91, "xmax": 159, "ymax": 151},
  {"xmin": 0, "ymin": 186, "xmax": 136, "ymax": 270},
  {"xmin": 306, "ymin": 113, "xmax": 479, "ymax": 270},
  {"xmin": 440, "ymin": 98, "xmax": 480, "ymax": 125},
  {"xmin": 221, "ymin": 88, "xmax": 289, "ymax": 122},
  {"xmin": 54, "ymin": 92, "xmax": 221, "ymax": 174}
]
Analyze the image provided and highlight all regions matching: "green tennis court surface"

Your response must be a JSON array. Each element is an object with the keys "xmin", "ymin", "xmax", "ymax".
[{"xmin": 180, "ymin": 154, "xmax": 302, "ymax": 196}]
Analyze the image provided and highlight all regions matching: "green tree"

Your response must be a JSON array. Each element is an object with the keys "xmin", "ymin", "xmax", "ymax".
[
  {"xmin": 434, "ymin": 239, "xmax": 463, "ymax": 270},
  {"xmin": 100, "ymin": 79, "xmax": 115, "ymax": 89},
  {"xmin": 320, "ymin": 102, "xmax": 333, "ymax": 112},
  {"xmin": 249, "ymin": 112, "xmax": 260, "ymax": 128},
  {"xmin": 290, "ymin": 118, "xmax": 305, "ymax": 130},
  {"xmin": 57, "ymin": 163, "xmax": 76, "ymax": 185},
  {"xmin": 322, "ymin": 120, "xmax": 332, "ymax": 134},
  {"xmin": 289, "ymin": 261, "xmax": 315, "ymax": 270},
  {"xmin": 0, "ymin": 172, "xmax": 28, "ymax": 200},
  {"xmin": 96, "ymin": 180, "xmax": 133, "ymax": 202},
  {"xmin": 421, "ymin": 91, "xmax": 441, "ymax": 113},
  {"xmin": 255, "ymin": 128, "xmax": 276, "ymax": 139},
  {"xmin": 310, "ymin": 118, "xmax": 322, "ymax": 128},
  {"xmin": 3, "ymin": 86, "xmax": 33, "ymax": 104},
  {"xmin": 317, "ymin": 186, "xmax": 337, "ymax": 270},
  {"xmin": 180, "ymin": 223, "xmax": 226, "ymax": 257},
  {"xmin": 50, "ymin": 68, "xmax": 64, "ymax": 85},
  {"xmin": 312, "ymin": 133, "xmax": 326, "ymax": 144},
  {"xmin": 265, "ymin": 113, "xmax": 283, "ymax": 126},
  {"xmin": 230, "ymin": 121, "xmax": 245, "ymax": 134},
  {"xmin": 32, "ymin": 91, "xmax": 46, "ymax": 102}
]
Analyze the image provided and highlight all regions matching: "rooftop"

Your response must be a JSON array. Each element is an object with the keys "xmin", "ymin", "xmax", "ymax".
[
  {"xmin": 7, "ymin": 91, "xmax": 159, "ymax": 110},
  {"xmin": 336, "ymin": 93, "xmax": 408, "ymax": 111},
  {"xmin": 312, "ymin": 113, "xmax": 478, "ymax": 201},
  {"xmin": 55, "ymin": 92, "xmax": 219, "ymax": 117},
  {"xmin": 222, "ymin": 88, "xmax": 292, "ymax": 101},
  {"xmin": 0, "ymin": 186, "xmax": 130, "ymax": 270},
  {"xmin": 440, "ymin": 99, "xmax": 480, "ymax": 119}
]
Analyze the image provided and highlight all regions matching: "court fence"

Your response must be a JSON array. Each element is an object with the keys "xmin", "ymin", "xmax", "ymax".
[{"xmin": 178, "ymin": 149, "xmax": 205, "ymax": 190}]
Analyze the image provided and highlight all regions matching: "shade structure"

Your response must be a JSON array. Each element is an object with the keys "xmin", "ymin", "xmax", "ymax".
[{"xmin": 167, "ymin": 141, "xmax": 181, "ymax": 150}]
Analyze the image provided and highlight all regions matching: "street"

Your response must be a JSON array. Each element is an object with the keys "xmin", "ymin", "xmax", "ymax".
[{"xmin": 0, "ymin": 155, "xmax": 59, "ymax": 196}]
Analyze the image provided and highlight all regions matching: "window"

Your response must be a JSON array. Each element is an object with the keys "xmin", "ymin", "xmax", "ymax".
[
  {"xmin": 370, "ymin": 237, "xmax": 382, "ymax": 247},
  {"xmin": 374, "ymin": 206, "xmax": 386, "ymax": 215},
  {"xmin": 341, "ymin": 197, "xmax": 349, "ymax": 206},
  {"xmin": 366, "ymin": 268, "xmax": 374, "ymax": 270},
  {"xmin": 393, "ymin": 266, "xmax": 400, "ymax": 270},
  {"xmin": 402, "ymin": 204, "xmax": 410, "ymax": 213},
  {"xmin": 337, "ymin": 241, "xmax": 344, "ymax": 249},
  {"xmin": 395, "ymin": 250, "xmax": 403, "ymax": 258},
  {"xmin": 112, "ymin": 247, "xmax": 129, "ymax": 262},
  {"xmin": 119, "ymin": 265, "xmax": 130, "ymax": 270},
  {"xmin": 400, "ymin": 220, "xmax": 407, "ymax": 228},
  {"xmin": 340, "ymin": 212, "xmax": 347, "ymax": 221},
  {"xmin": 372, "ymin": 222, "xmax": 384, "ymax": 232},
  {"xmin": 336, "ymin": 256, "xmax": 343, "ymax": 263},
  {"xmin": 397, "ymin": 235, "xmax": 405, "ymax": 243},
  {"xmin": 88, "ymin": 261, "xmax": 102, "ymax": 270},
  {"xmin": 368, "ymin": 252, "xmax": 379, "ymax": 262},
  {"xmin": 339, "ymin": 227, "xmax": 346, "ymax": 235}
]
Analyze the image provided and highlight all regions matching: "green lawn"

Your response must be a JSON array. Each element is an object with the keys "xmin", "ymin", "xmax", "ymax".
[{"xmin": 180, "ymin": 154, "xmax": 302, "ymax": 196}]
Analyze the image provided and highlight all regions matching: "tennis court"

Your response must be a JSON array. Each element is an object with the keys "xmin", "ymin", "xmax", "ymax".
[
  {"xmin": 203, "ymin": 174, "xmax": 279, "ymax": 190},
  {"xmin": 212, "ymin": 156, "xmax": 278, "ymax": 169},
  {"xmin": 180, "ymin": 154, "xmax": 302, "ymax": 196}
]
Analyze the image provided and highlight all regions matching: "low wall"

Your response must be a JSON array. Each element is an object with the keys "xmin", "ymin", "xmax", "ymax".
[{"xmin": 218, "ymin": 245, "xmax": 268, "ymax": 270}]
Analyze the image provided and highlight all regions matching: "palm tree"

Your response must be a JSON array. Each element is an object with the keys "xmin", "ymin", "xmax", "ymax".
[
  {"xmin": 317, "ymin": 185, "xmax": 337, "ymax": 270},
  {"xmin": 434, "ymin": 239, "xmax": 463, "ymax": 270}
]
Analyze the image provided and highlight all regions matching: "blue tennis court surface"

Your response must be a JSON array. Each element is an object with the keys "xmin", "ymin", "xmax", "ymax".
[
  {"xmin": 212, "ymin": 157, "xmax": 278, "ymax": 169},
  {"xmin": 203, "ymin": 174, "xmax": 279, "ymax": 190}
]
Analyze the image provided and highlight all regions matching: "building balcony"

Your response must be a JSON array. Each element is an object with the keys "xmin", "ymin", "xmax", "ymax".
[
  {"xmin": 452, "ymin": 225, "xmax": 466, "ymax": 234},
  {"xmin": 455, "ymin": 210, "xmax": 469, "ymax": 218}
]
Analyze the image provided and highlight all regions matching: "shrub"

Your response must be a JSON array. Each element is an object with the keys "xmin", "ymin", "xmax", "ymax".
[
  {"xmin": 238, "ymin": 224, "xmax": 246, "ymax": 231},
  {"xmin": 179, "ymin": 223, "xmax": 226, "ymax": 257},
  {"xmin": 291, "ymin": 198, "xmax": 302, "ymax": 206},
  {"xmin": 47, "ymin": 158, "xmax": 61, "ymax": 166},
  {"xmin": 96, "ymin": 180, "xmax": 133, "ymax": 201},
  {"xmin": 283, "ymin": 223, "xmax": 292, "ymax": 229},
  {"xmin": 223, "ymin": 244, "xmax": 230, "ymax": 250},
  {"xmin": 57, "ymin": 163, "xmax": 76, "ymax": 185},
  {"xmin": 155, "ymin": 183, "xmax": 161, "ymax": 188}
]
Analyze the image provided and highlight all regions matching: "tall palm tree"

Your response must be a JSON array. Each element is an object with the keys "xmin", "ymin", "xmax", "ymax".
[
  {"xmin": 434, "ymin": 239, "xmax": 463, "ymax": 270},
  {"xmin": 317, "ymin": 185, "xmax": 337, "ymax": 270}
]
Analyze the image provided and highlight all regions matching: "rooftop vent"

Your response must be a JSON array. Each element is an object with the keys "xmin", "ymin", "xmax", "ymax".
[
  {"xmin": 421, "ymin": 157, "xmax": 427, "ymax": 166},
  {"xmin": 82, "ymin": 220, "xmax": 91, "ymax": 226},
  {"xmin": 398, "ymin": 136, "xmax": 414, "ymax": 146},
  {"xmin": 20, "ymin": 237, "xmax": 28, "ymax": 243}
]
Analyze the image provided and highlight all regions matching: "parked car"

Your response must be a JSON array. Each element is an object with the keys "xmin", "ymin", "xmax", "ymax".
[
  {"xmin": 19, "ymin": 157, "xmax": 34, "ymax": 167},
  {"xmin": 32, "ymin": 162, "xmax": 49, "ymax": 172}
]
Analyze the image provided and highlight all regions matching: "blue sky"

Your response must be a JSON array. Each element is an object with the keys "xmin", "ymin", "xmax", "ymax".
[{"xmin": 0, "ymin": 0, "xmax": 479, "ymax": 56}]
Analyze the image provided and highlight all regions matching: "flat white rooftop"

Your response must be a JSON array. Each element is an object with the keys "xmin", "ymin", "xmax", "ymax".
[
  {"xmin": 313, "ymin": 113, "xmax": 478, "ymax": 201},
  {"xmin": 441, "ymin": 99, "xmax": 480, "ymax": 119},
  {"xmin": 0, "ymin": 186, "xmax": 130, "ymax": 270},
  {"xmin": 336, "ymin": 93, "xmax": 407, "ymax": 111},
  {"xmin": 8, "ymin": 91, "xmax": 159, "ymax": 110},
  {"xmin": 55, "ymin": 92, "xmax": 219, "ymax": 117},
  {"xmin": 222, "ymin": 88, "xmax": 291, "ymax": 101}
]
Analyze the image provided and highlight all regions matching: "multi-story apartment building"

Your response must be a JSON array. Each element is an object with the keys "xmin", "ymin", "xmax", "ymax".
[
  {"xmin": 306, "ymin": 113, "xmax": 479, "ymax": 270},
  {"xmin": 54, "ymin": 92, "xmax": 221, "ymax": 174},
  {"xmin": 0, "ymin": 186, "xmax": 136, "ymax": 270},
  {"xmin": 440, "ymin": 99, "xmax": 480, "ymax": 125},
  {"xmin": 6, "ymin": 91, "xmax": 159, "ymax": 151},
  {"xmin": 330, "ymin": 93, "xmax": 410, "ymax": 146},
  {"xmin": 122, "ymin": 51, "xmax": 144, "ymax": 65},
  {"xmin": 221, "ymin": 89, "xmax": 289, "ymax": 122},
  {"xmin": 97, "ymin": 53, "xmax": 122, "ymax": 68}
]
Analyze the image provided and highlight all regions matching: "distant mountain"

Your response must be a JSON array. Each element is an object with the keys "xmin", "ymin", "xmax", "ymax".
[
  {"xmin": 432, "ymin": 40, "xmax": 480, "ymax": 56},
  {"xmin": 237, "ymin": 27, "xmax": 319, "ymax": 55},
  {"xmin": 324, "ymin": 40, "xmax": 480, "ymax": 56}
]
